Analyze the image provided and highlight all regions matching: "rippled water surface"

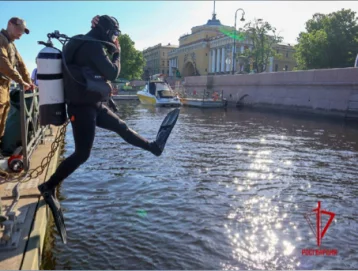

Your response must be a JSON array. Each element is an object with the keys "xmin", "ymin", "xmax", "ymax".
[{"xmin": 42, "ymin": 102, "xmax": 358, "ymax": 270}]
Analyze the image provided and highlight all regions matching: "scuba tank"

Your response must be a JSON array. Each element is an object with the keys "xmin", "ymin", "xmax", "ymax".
[
  {"xmin": 36, "ymin": 30, "xmax": 119, "ymax": 125},
  {"xmin": 37, "ymin": 40, "xmax": 67, "ymax": 126}
]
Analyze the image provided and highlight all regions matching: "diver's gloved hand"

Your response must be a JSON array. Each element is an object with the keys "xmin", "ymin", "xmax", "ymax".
[
  {"xmin": 107, "ymin": 39, "xmax": 120, "ymax": 55},
  {"xmin": 91, "ymin": 15, "xmax": 100, "ymax": 28},
  {"xmin": 114, "ymin": 39, "xmax": 120, "ymax": 53}
]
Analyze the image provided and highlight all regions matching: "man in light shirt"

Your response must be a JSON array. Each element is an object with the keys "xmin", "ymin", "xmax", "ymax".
[{"xmin": 31, "ymin": 67, "xmax": 38, "ymax": 86}]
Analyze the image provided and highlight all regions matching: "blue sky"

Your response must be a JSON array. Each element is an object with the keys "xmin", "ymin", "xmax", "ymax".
[{"xmin": 1, "ymin": 1, "xmax": 357, "ymax": 74}]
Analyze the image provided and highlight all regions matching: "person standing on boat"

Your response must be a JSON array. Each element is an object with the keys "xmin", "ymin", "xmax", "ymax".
[{"xmin": 38, "ymin": 15, "xmax": 179, "ymax": 243}]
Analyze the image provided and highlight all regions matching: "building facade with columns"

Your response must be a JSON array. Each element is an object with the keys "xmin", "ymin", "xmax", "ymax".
[
  {"xmin": 142, "ymin": 43, "xmax": 178, "ymax": 79},
  {"xmin": 167, "ymin": 13, "xmax": 236, "ymax": 77},
  {"xmin": 167, "ymin": 13, "xmax": 297, "ymax": 78}
]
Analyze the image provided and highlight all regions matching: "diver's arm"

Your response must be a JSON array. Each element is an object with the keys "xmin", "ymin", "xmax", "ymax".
[
  {"xmin": 89, "ymin": 43, "xmax": 120, "ymax": 81},
  {"xmin": 112, "ymin": 51, "xmax": 121, "ymax": 73}
]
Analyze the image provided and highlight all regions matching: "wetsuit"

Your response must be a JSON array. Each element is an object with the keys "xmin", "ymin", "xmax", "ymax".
[
  {"xmin": 37, "ymin": 15, "xmax": 180, "ymax": 245},
  {"xmin": 44, "ymin": 28, "xmax": 159, "ymax": 191}
]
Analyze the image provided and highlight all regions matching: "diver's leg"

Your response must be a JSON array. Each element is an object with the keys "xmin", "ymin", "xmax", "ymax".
[
  {"xmin": 39, "ymin": 105, "xmax": 97, "ymax": 191},
  {"xmin": 96, "ymin": 104, "xmax": 179, "ymax": 156},
  {"xmin": 96, "ymin": 103, "xmax": 156, "ymax": 152},
  {"xmin": 37, "ymin": 105, "xmax": 97, "ymax": 244}
]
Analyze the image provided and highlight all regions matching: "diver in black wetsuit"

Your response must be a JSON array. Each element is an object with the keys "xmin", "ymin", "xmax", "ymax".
[{"xmin": 38, "ymin": 15, "xmax": 179, "ymax": 244}]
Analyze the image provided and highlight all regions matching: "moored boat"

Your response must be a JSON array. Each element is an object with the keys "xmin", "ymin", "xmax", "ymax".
[{"xmin": 137, "ymin": 74, "xmax": 181, "ymax": 107}]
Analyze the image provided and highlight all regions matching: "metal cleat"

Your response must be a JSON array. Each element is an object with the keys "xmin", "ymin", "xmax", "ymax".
[{"xmin": 0, "ymin": 211, "xmax": 22, "ymax": 250}]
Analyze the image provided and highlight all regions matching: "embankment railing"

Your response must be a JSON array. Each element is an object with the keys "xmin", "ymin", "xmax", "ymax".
[{"xmin": 19, "ymin": 86, "xmax": 48, "ymax": 171}]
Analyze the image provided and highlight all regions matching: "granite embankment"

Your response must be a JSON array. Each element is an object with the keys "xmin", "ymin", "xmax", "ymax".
[{"xmin": 182, "ymin": 67, "xmax": 358, "ymax": 118}]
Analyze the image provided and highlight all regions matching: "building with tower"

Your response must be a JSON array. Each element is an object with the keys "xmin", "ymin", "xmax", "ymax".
[{"xmin": 142, "ymin": 1, "xmax": 296, "ymax": 79}]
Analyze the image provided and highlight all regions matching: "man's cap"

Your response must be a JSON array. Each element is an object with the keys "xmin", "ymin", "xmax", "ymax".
[
  {"xmin": 98, "ymin": 15, "xmax": 120, "ymax": 31},
  {"xmin": 9, "ymin": 17, "xmax": 30, "ymax": 34}
]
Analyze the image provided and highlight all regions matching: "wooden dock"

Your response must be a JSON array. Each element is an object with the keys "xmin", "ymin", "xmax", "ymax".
[{"xmin": 0, "ymin": 125, "xmax": 63, "ymax": 270}]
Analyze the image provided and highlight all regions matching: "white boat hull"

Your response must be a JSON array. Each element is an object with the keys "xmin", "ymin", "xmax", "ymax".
[
  {"xmin": 137, "ymin": 91, "xmax": 181, "ymax": 107},
  {"xmin": 180, "ymin": 98, "xmax": 227, "ymax": 108}
]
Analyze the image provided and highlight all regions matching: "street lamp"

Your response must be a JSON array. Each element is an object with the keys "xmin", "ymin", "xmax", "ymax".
[
  {"xmin": 225, "ymin": 58, "xmax": 231, "ymax": 73},
  {"xmin": 232, "ymin": 8, "xmax": 245, "ymax": 75}
]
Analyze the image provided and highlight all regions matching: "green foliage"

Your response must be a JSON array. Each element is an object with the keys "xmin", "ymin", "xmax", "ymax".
[
  {"xmin": 117, "ymin": 34, "xmax": 145, "ymax": 80},
  {"xmin": 176, "ymin": 69, "xmax": 181, "ymax": 78},
  {"xmin": 240, "ymin": 18, "xmax": 283, "ymax": 73},
  {"xmin": 294, "ymin": 9, "xmax": 358, "ymax": 70},
  {"xmin": 219, "ymin": 26, "xmax": 246, "ymax": 41}
]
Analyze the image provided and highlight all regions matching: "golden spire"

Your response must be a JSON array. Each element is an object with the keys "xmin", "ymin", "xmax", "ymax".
[{"xmin": 212, "ymin": 0, "xmax": 216, "ymax": 20}]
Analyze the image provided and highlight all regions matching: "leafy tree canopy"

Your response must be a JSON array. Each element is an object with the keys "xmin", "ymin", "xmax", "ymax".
[
  {"xmin": 240, "ymin": 18, "xmax": 283, "ymax": 73},
  {"xmin": 116, "ymin": 33, "xmax": 145, "ymax": 80},
  {"xmin": 294, "ymin": 9, "xmax": 358, "ymax": 69}
]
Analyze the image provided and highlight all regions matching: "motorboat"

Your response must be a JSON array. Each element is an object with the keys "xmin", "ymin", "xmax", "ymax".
[
  {"xmin": 179, "ymin": 90, "xmax": 227, "ymax": 108},
  {"xmin": 180, "ymin": 97, "xmax": 227, "ymax": 108},
  {"xmin": 137, "ymin": 74, "xmax": 181, "ymax": 107}
]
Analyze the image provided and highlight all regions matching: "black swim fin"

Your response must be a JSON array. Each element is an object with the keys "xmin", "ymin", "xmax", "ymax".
[
  {"xmin": 38, "ymin": 183, "xmax": 67, "ymax": 244},
  {"xmin": 151, "ymin": 108, "xmax": 180, "ymax": 156}
]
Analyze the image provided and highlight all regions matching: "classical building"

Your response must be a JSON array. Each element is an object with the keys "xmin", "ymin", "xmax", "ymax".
[
  {"xmin": 167, "ymin": 10, "xmax": 296, "ymax": 77},
  {"xmin": 272, "ymin": 43, "xmax": 297, "ymax": 72},
  {"xmin": 142, "ymin": 4, "xmax": 297, "ymax": 79},
  {"xmin": 142, "ymin": 43, "xmax": 178, "ymax": 79},
  {"xmin": 167, "ymin": 12, "xmax": 236, "ymax": 77}
]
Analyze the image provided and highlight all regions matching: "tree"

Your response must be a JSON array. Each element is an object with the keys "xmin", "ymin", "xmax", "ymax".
[
  {"xmin": 294, "ymin": 9, "xmax": 358, "ymax": 70},
  {"xmin": 240, "ymin": 18, "xmax": 283, "ymax": 73},
  {"xmin": 117, "ymin": 34, "xmax": 145, "ymax": 80}
]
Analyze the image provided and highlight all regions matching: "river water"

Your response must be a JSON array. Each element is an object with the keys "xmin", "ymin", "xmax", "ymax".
[{"xmin": 42, "ymin": 102, "xmax": 358, "ymax": 270}]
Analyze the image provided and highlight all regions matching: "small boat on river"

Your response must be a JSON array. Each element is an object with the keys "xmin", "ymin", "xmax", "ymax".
[{"xmin": 137, "ymin": 74, "xmax": 181, "ymax": 107}]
